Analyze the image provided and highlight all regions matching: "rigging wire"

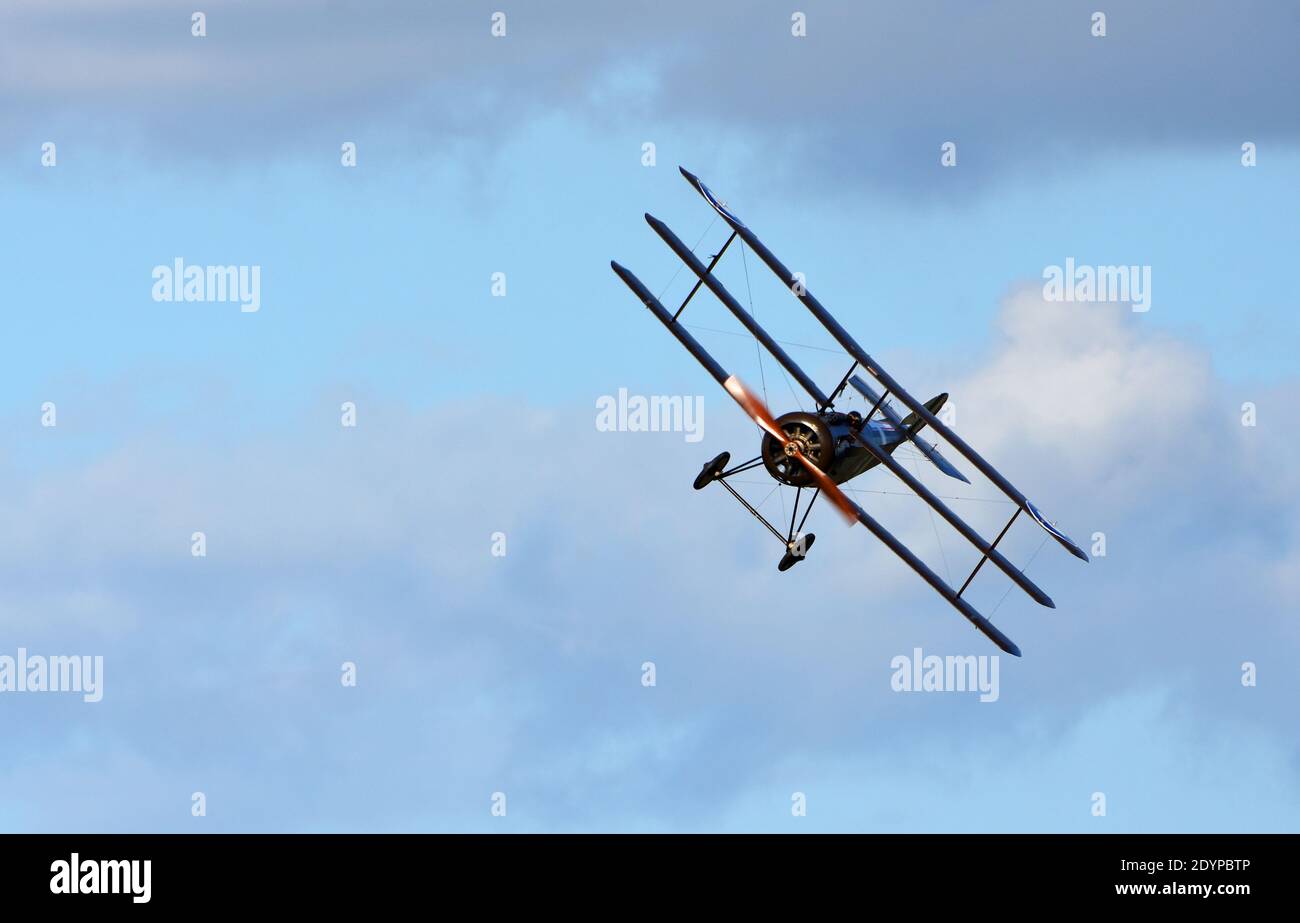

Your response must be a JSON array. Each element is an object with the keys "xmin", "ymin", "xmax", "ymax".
[
  {"xmin": 739, "ymin": 239, "xmax": 787, "ymax": 526},
  {"xmin": 726, "ymin": 480, "xmax": 1011, "ymax": 506},
  {"xmin": 740, "ymin": 240, "xmax": 803, "ymax": 413},
  {"xmin": 989, "ymin": 533, "xmax": 1051, "ymax": 618},
  {"xmin": 752, "ymin": 481, "xmax": 782, "ymax": 512},
  {"xmin": 878, "ymin": 395, "xmax": 951, "ymax": 585},
  {"xmin": 899, "ymin": 421, "xmax": 953, "ymax": 585},
  {"xmin": 740, "ymin": 241, "xmax": 772, "ymax": 408},
  {"xmin": 681, "ymin": 322, "xmax": 850, "ymax": 358},
  {"xmin": 655, "ymin": 216, "xmax": 716, "ymax": 302}
]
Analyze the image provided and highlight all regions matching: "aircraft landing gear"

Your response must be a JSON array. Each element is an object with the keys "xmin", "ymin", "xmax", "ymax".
[
  {"xmin": 693, "ymin": 452, "xmax": 820, "ymax": 573},
  {"xmin": 693, "ymin": 451, "xmax": 731, "ymax": 490},
  {"xmin": 778, "ymin": 533, "xmax": 816, "ymax": 571}
]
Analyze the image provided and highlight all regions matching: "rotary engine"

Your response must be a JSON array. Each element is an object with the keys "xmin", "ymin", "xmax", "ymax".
[{"xmin": 760, "ymin": 410, "xmax": 861, "ymax": 486}]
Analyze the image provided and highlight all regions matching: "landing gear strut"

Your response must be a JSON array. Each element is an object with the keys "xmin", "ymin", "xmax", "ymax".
[{"xmin": 693, "ymin": 450, "xmax": 822, "ymax": 571}]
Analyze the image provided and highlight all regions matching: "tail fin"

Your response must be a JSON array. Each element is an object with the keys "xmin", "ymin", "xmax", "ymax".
[{"xmin": 901, "ymin": 393, "xmax": 949, "ymax": 434}]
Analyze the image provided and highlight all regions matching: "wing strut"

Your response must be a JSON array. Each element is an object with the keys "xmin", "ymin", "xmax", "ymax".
[
  {"xmin": 674, "ymin": 231, "xmax": 737, "ymax": 321},
  {"xmin": 958, "ymin": 509, "xmax": 1020, "ymax": 598}
]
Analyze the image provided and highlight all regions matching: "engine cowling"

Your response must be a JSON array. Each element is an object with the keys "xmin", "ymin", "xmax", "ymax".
[{"xmin": 761, "ymin": 411, "xmax": 836, "ymax": 486}]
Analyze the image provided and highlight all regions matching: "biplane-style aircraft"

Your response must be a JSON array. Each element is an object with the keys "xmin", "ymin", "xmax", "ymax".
[{"xmin": 611, "ymin": 167, "xmax": 1089, "ymax": 656}]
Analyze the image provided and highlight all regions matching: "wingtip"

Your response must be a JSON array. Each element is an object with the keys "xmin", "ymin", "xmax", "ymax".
[
  {"xmin": 980, "ymin": 620, "xmax": 1022, "ymax": 657},
  {"xmin": 610, "ymin": 261, "xmax": 636, "ymax": 286},
  {"xmin": 1030, "ymin": 587, "xmax": 1057, "ymax": 609},
  {"xmin": 993, "ymin": 629, "xmax": 1023, "ymax": 657},
  {"xmin": 1062, "ymin": 536, "xmax": 1091, "ymax": 562},
  {"xmin": 1025, "ymin": 501, "xmax": 1091, "ymax": 564}
]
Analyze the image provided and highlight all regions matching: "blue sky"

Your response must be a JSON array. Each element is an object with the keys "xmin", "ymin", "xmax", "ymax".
[{"xmin": 1, "ymin": 1, "xmax": 1298, "ymax": 832}]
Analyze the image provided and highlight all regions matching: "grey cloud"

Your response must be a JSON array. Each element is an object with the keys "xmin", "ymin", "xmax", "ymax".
[{"xmin": 6, "ymin": 1, "xmax": 1296, "ymax": 192}]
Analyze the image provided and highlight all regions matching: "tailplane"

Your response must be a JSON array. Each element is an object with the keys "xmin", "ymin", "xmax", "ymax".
[
  {"xmin": 901, "ymin": 393, "xmax": 949, "ymax": 434},
  {"xmin": 900, "ymin": 392, "xmax": 969, "ymax": 484},
  {"xmin": 849, "ymin": 378, "xmax": 969, "ymax": 484}
]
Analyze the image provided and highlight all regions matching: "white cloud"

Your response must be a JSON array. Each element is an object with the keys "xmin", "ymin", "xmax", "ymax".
[{"xmin": 0, "ymin": 282, "xmax": 1296, "ymax": 830}]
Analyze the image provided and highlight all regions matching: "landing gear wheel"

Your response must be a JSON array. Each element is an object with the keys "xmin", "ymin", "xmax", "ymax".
[
  {"xmin": 777, "ymin": 533, "xmax": 816, "ymax": 571},
  {"xmin": 693, "ymin": 451, "xmax": 731, "ymax": 490}
]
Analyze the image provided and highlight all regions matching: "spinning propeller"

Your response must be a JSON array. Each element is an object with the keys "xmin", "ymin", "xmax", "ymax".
[{"xmin": 722, "ymin": 375, "xmax": 859, "ymax": 524}]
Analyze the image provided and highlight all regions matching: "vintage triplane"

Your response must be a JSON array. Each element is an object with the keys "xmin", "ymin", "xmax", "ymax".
[{"xmin": 612, "ymin": 168, "xmax": 1089, "ymax": 655}]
